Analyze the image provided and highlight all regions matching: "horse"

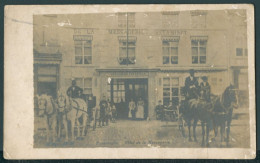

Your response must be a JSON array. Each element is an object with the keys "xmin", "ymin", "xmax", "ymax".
[
  {"xmin": 179, "ymin": 85, "xmax": 238, "ymax": 147},
  {"xmin": 212, "ymin": 84, "xmax": 238, "ymax": 147},
  {"xmin": 37, "ymin": 94, "xmax": 58, "ymax": 143},
  {"xmin": 56, "ymin": 92, "xmax": 88, "ymax": 142}
]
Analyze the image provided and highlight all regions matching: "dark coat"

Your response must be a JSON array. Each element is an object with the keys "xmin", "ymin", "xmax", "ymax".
[
  {"xmin": 185, "ymin": 76, "xmax": 199, "ymax": 100},
  {"xmin": 66, "ymin": 86, "xmax": 83, "ymax": 98},
  {"xmin": 200, "ymin": 82, "xmax": 211, "ymax": 102}
]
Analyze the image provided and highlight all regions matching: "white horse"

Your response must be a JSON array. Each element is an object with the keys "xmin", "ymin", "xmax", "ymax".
[
  {"xmin": 56, "ymin": 92, "xmax": 88, "ymax": 142},
  {"xmin": 37, "ymin": 94, "xmax": 58, "ymax": 143}
]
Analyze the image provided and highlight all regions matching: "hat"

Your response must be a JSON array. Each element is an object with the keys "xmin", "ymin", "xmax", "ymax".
[{"xmin": 202, "ymin": 76, "xmax": 208, "ymax": 81}]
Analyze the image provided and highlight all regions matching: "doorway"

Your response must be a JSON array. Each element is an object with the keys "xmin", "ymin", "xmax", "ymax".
[{"xmin": 108, "ymin": 78, "xmax": 148, "ymax": 119}]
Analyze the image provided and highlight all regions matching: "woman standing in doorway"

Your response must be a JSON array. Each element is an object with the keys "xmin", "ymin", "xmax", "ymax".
[{"xmin": 136, "ymin": 97, "xmax": 144, "ymax": 119}]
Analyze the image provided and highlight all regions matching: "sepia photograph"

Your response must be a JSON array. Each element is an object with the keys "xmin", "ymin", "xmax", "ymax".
[{"xmin": 4, "ymin": 4, "xmax": 255, "ymax": 159}]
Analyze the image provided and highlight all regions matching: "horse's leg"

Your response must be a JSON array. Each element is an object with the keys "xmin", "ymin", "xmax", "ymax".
[
  {"xmin": 226, "ymin": 120, "xmax": 231, "ymax": 147},
  {"xmin": 201, "ymin": 122, "xmax": 205, "ymax": 147},
  {"xmin": 81, "ymin": 113, "xmax": 87, "ymax": 136},
  {"xmin": 71, "ymin": 118, "xmax": 75, "ymax": 141},
  {"xmin": 220, "ymin": 122, "xmax": 225, "ymax": 142},
  {"xmin": 206, "ymin": 123, "xmax": 210, "ymax": 147},
  {"xmin": 188, "ymin": 121, "xmax": 192, "ymax": 142},
  {"xmin": 76, "ymin": 119, "xmax": 80, "ymax": 137},
  {"xmin": 63, "ymin": 116, "xmax": 69, "ymax": 142},
  {"xmin": 52, "ymin": 117, "xmax": 57, "ymax": 143},
  {"xmin": 193, "ymin": 119, "xmax": 198, "ymax": 142},
  {"xmin": 45, "ymin": 117, "xmax": 50, "ymax": 144}
]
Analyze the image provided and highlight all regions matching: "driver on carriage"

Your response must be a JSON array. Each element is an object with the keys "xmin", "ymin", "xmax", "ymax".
[
  {"xmin": 184, "ymin": 69, "xmax": 199, "ymax": 100},
  {"xmin": 67, "ymin": 79, "xmax": 83, "ymax": 99}
]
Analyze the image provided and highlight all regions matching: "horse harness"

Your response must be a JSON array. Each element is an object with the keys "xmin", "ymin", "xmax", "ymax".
[{"xmin": 38, "ymin": 97, "xmax": 57, "ymax": 128}]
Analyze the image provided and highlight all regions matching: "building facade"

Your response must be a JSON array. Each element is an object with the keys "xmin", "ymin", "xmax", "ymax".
[{"xmin": 33, "ymin": 10, "xmax": 248, "ymax": 119}]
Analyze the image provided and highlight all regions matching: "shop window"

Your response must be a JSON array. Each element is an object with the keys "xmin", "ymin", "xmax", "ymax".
[
  {"xmin": 74, "ymin": 35, "xmax": 92, "ymax": 65},
  {"xmin": 75, "ymin": 78, "xmax": 92, "ymax": 95},
  {"xmin": 163, "ymin": 77, "xmax": 182, "ymax": 106},
  {"xmin": 118, "ymin": 12, "xmax": 135, "ymax": 28},
  {"xmin": 161, "ymin": 11, "xmax": 179, "ymax": 28},
  {"xmin": 190, "ymin": 11, "xmax": 207, "ymax": 28},
  {"xmin": 108, "ymin": 79, "xmax": 125, "ymax": 103},
  {"xmin": 191, "ymin": 37, "xmax": 207, "ymax": 64},
  {"xmin": 162, "ymin": 40, "xmax": 179, "ymax": 65}
]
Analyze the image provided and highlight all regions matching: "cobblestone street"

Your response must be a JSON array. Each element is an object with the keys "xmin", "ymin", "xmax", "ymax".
[{"xmin": 34, "ymin": 108, "xmax": 250, "ymax": 148}]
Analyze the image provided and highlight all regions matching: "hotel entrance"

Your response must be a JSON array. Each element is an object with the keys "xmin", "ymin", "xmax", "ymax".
[{"xmin": 107, "ymin": 78, "xmax": 148, "ymax": 119}]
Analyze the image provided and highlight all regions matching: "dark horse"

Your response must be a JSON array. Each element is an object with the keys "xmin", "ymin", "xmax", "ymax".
[{"xmin": 179, "ymin": 85, "xmax": 238, "ymax": 147}]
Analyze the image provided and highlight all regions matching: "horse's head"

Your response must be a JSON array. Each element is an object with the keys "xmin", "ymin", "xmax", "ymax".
[
  {"xmin": 57, "ymin": 92, "xmax": 67, "ymax": 112},
  {"xmin": 222, "ymin": 84, "xmax": 239, "ymax": 110}
]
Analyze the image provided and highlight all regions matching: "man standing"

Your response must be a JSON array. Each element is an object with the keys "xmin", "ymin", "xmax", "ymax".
[
  {"xmin": 200, "ymin": 76, "xmax": 211, "ymax": 102},
  {"xmin": 99, "ymin": 96, "xmax": 108, "ymax": 127},
  {"xmin": 67, "ymin": 79, "xmax": 83, "ymax": 99},
  {"xmin": 185, "ymin": 69, "xmax": 199, "ymax": 100},
  {"xmin": 155, "ymin": 100, "xmax": 164, "ymax": 120}
]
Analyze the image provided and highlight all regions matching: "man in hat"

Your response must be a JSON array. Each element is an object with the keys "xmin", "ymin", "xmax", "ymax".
[
  {"xmin": 185, "ymin": 69, "xmax": 199, "ymax": 100},
  {"xmin": 200, "ymin": 76, "xmax": 211, "ymax": 102},
  {"xmin": 66, "ymin": 79, "xmax": 83, "ymax": 99},
  {"xmin": 99, "ymin": 95, "xmax": 108, "ymax": 127}
]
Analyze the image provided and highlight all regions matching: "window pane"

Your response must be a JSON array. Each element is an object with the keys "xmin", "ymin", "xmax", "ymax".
[
  {"xmin": 163, "ymin": 56, "xmax": 169, "ymax": 64},
  {"xmin": 163, "ymin": 41, "xmax": 170, "ymax": 46},
  {"xmin": 192, "ymin": 56, "xmax": 198, "ymax": 64},
  {"xmin": 163, "ymin": 47, "xmax": 170, "ymax": 55},
  {"xmin": 119, "ymin": 47, "xmax": 127, "ymax": 57},
  {"xmin": 75, "ymin": 78, "xmax": 83, "ymax": 87},
  {"xmin": 128, "ymin": 42, "xmax": 136, "ymax": 46},
  {"xmin": 171, "ymin": 78, "xmax": 179, "ymax": 86},
  {"xmin": 84, "ymin": 78, "xmax": 92, "ymax": 88},
  {"xmin": 171, "ymin": 47, "xmax": 178, "ymax": 56},
  {"xmin": 191, "ymin": 40, "xmax": 198, "ymax": 46},
  {"xmin": 192, "ymin": 47, "xmax": 198, "ymax": 56},
  {"xmin": 84, "ymin": 56, "xmax": 92, "ymax": 64},
  {"xmin": 84, "ymin": 41, "xmax": 91, "ymax": 47},
  {"xmin": 163, "ymin": 88, "xmax": 170, "ymax": 97},
  {"xmin": 171, "ymin": 56, "xmax": 178, "ymax": 64},
  {"xmin": 163, "ymin": 78, "xmax": 170, "ymax": 87},
  {"xmin": 236, "ymin": 48, "xmax": 243, "ymax": 56},
  {"xmin": 163, "ymin": 98, "xmax": 170, "ymax": 106},
  {"xmin": 172, "ymin": 97, "xmax": 179, "ymax": 106},
  {"xmin": 84, "ymin": 47, "xmax": 91, "ymax": 56},
  {"xmin": 200, "ymin": 56, "xmax": 206, "ymax": 64},
  {"xmin": 84, "ymin": 88, "xmax": 92, "ymax": 95},
  {"xmin": 172, "ymin": 88, "xmax": 179, "ymax": 96},
  {"xmin": 75, "ymin": 56, "xmax": 83, "ymax": 64},
  {"xmin": 75, "ymin": 47, "xmax": 82, "ymax": 56},
  {"xmin": 128, "ymin": 48, "xmax": 135, "ymax": 57},
  {"xmin": 200, "ymin": 47, "xmax": 206, "ymax": 56},
  {"xmin": 200, "ymin": 41, "xmax": 207, "ymax": 46}
]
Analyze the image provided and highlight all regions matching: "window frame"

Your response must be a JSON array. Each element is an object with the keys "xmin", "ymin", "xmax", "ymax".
[
  {"xmin": 162, "ymin": 40, "xmax": 179, "ymax": 65},
  {"xmin": 74, "ymin": 40, "xmax": 92, "ymax": 65},
  {"xmin": 191, "ymin": 39, "xmax": 207, "ymax": 64}
]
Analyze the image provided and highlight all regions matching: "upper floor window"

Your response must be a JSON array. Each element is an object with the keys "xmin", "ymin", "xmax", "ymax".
[
  {"xmin": 118, "ymin": 12, "xmax": 135, "ymax": 28},
  {"xmin": 190, "ymin": 10, "xmax": 207, "ymax": 28},
  {"xmin": 118, "ymin": 36, "xmax": 136, "ymax": 65},
  {"xmin": 74, "ymin": 35, "xmax": 92, "ymax": 65},
  {"xmin": 191, "ymin": 36, "xmax": 208, "ymax": 64},
  {"xmin": 236, "ymin": 48, "xmax": 248, "ymax": 57},
  {"xmin": 162, "ymin": 36, "xmax": 180, "ymax": 65},
  {"xmin": 161, "ymin": 11, "xmax": 179, "ymax": 28}
]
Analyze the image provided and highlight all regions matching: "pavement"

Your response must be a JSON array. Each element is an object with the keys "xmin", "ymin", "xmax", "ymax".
[{"xmin": 34, "ymin": 107, "xmax": 251, "ymax": 148}]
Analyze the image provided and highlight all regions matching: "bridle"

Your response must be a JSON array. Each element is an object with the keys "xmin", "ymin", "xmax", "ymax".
[{"xmin": 219, "ymin": 87, "xmax": 238, "ymax": 113}]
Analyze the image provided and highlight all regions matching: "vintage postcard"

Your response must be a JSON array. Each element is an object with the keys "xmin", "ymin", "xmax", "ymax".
[{"xmin": 4, "ymin": 4, "xmax": 255, "ymax": 159}]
